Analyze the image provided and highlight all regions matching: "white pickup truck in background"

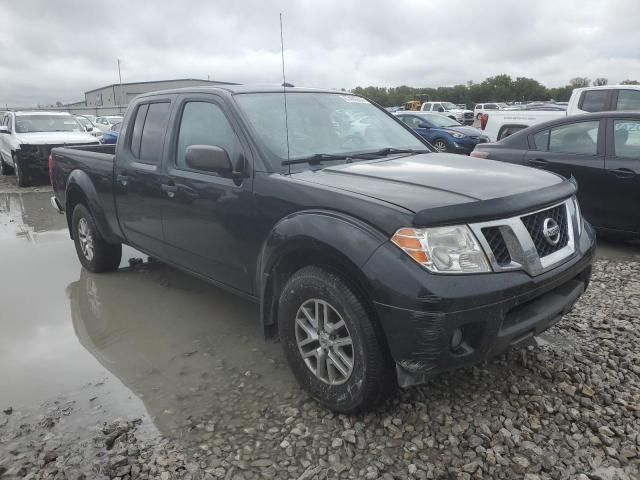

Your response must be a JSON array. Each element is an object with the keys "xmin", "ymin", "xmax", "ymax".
[{"xmin": 480, "ymin": 85, "xmax": 640, "ymax": 142}]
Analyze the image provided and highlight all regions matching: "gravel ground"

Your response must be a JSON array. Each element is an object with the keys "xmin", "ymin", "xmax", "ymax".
[{"xmin": 1, "ymin": 259, "xmax": 638, "ymax": 480}]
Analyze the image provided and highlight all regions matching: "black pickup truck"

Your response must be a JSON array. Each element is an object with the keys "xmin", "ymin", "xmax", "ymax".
[{"xmin": 51, "ymin": 86, "xmax": 595, "ymax": 412}]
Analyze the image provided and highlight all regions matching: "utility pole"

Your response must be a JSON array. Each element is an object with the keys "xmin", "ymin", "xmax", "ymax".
[{"xmin": 117, "ymin": 59, "xmax": 123, "ymax": 113}]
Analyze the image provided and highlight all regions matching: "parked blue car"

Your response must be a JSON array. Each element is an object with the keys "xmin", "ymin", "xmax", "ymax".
[
  {"xmin": 100, "ymin": 122, "xmax": 121, "ymax": 145},
  {"xmin": 395, "ymin": 112, "xmax": 488, "ymax": 154}
]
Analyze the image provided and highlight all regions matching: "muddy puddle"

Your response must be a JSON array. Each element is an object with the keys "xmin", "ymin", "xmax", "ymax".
[{"xmin": 0, "ymin": 191, "xmax": 297, "ymax": 447}]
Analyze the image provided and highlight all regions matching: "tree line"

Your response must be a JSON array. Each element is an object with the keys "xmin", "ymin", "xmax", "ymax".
[{"xmin": 351, "ymin": 75, "xmax": 640, "ymax": 108}]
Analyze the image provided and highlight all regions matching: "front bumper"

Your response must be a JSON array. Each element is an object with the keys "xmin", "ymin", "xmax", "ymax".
[{"xmin": 362, "ymin": 221, "xmax": 596, "ymax": 387}]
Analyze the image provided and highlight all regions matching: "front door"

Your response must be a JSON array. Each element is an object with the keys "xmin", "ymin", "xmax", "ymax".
[
  {"xmin": 114, "ymin": 100, "xmax": 172, "ymax": 255},
  {"xmin": 161, "ymin": 95, "xmax": 255, "ymax": 294},
  {"xmin": 525, "ymin": 119, "xmax": 605, "ymax": 228},
  {"xmin": 603, "ymin": 118, "xmax": 640, "ymax": 233}
]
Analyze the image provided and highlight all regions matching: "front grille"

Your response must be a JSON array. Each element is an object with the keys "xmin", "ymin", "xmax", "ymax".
[
  {"xmin": 521, "ymin": 204, "xmax": 569, "ymax": 258},
  {"xmin": 482, "ymin": 227, "xmax": 511, "ymax": 266},
  {"xmin": 464, "ymin": 112, "xmax": 473, "ymax": 119}
]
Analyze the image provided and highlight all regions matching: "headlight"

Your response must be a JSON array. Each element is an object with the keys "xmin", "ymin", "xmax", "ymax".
[
  {"xmin": 391, "ymin": 225, "xmax": 491, "ymax": 274},
  {"xmin": 447, "ymin": 131, "xmax": 465, "ymax": 139}
]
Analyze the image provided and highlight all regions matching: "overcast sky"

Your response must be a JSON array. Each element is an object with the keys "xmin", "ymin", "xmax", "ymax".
[{"xmin": 1, "ymin": 0, "xmax": 638, "ymax": 106}]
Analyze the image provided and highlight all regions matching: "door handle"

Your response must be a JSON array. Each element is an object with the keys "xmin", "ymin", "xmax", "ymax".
[
  {"xmin": 611, "ymin": 168, "xmax": 636, "ymax": 179},
  {"xmin": 528, "ymin": 158, "xmax": 548, "ymax": 168},
  {"xmin": 161, "ymin": 183, "xmax": 178, "ymax": 198},
  {"xmin": 177, "ymin": 184, "xmax": 200, "ymax": 201},
  {"xmin": 116, "ymin": 173, "xmax": 128, "ymax": 187}
]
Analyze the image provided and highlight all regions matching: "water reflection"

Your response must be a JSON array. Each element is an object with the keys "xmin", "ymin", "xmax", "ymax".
[
  {"xmin": 0, "ymin": 191, "xmax": 67, "ymax": 242},
  {"xmin": 68, "ymin": 262, "xmax": 297, "ymax": 438}
]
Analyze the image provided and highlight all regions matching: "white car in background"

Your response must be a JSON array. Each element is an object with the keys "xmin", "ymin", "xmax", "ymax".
[
  {"xmin": 75, "ymin": 115, "xmax": 103, "ymax": 140},
  {"xmin": 0, "ymin": 111, "xmax": 99, "ymax": 186},
  {"xmin": 93, "ymin": 116, "xmax": 124, "ymax": 132},
  {"xmin": 420, "ymin": 101, "xmax": 474, "ymax": 125},
  {"xmin": 473, "ymin": 102, "xmax": 509, "ymax": 119}
]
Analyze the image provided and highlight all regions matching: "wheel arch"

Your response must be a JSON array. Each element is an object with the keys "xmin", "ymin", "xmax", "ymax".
[
  {"xmin": 65, "ymin": 170, "xmax": 119, "ymax": 243},
  {"xmin": 257, "ymin": 210, "xmax": 388, "ymax": 342}
]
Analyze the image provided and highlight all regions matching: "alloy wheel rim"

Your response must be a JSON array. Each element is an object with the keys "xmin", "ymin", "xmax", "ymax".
[
  {"xmin": 78, "ymin": 218, "xmax": 95, "ymax": 261},
  {"xmin": 295, "ymin": 298, "xmax": 354, "ymax": 385},
  {"xmin": 434, "ymin": 141, "xmax": 447, "ymax": 152}
]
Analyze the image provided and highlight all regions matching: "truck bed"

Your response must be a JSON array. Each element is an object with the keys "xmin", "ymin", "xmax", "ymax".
[{"xmin": 50, "ymin": 143, "xmax": 118, "ymax": 221}]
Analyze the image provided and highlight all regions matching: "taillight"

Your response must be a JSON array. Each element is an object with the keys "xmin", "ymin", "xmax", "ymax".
[
  {"xmin": 470, "ymin": 150, "xmax": 489, "ymax": 159},
  {"xmin": 480, "ymin": 113, "xmax": 488, "ymax": 130},
  {"xmin": 48, "ymin": 153, "xmax": 54, "ymax": 185}
]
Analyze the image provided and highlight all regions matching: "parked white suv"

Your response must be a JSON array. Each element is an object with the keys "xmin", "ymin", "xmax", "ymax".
[
  {"xmin": 474, "ymin": 103, "xmax": 509, "ymax": 119},
  {"xmin": 420, "ymin": 101, "xmax": 474, "ymax": 125},
  {"xmin": 0, "ymin": 111, "xmax": 99, "ymax": 186},
  {"xmin": 479, "ymin": 85, "xmax": 640, "ymax": 142}
]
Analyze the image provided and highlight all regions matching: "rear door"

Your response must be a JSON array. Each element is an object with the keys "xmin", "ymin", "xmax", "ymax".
[
  {"xmin": 160, "ymin": 94, "xmax": 255, "ymax": 293},
  {"xmin": 524, "ymin": 119, "xmax": 605, "ymax": 228},
  {"xmin": 114, "ymin": 99, "xmax": 172, "ymax": 255},
  {"xmin": 603, "ymin": 117, "xmax": 640, "ymax": 233}
]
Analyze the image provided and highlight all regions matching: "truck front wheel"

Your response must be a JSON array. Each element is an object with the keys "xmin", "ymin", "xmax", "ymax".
[
  {"xmin": 72, "ymin": 204, "xmax": 122, "ymax": 273},
  {"xmin": 278, "ymin": 266, "xmax": 396, "ymax": 412},
  {"xmin": 13, "ymin": 154, "xmax": 29, "ymax": 187},
  {"xmin": 0, "ymin": 155, "xmax": 13, "ymax": 175}
]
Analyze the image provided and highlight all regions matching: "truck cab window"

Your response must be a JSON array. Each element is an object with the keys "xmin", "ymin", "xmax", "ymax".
[
  {"xmin": 129, "ymin": 105, "xmax": 148, "ymax": 158},
  {"xmin": 616, "ymin": 90, "xmax": 640, "ymax": 110},
  {"xmin": 176, "ymin": 101, "xmax": 239, "ymax": 170},
  {"xmin": 138, "ymin": 102, "xmax": 170, "ymax": 164},
  {"xmin": 580, "ymin": 90, "xmax": 609, "ymax": 112}
]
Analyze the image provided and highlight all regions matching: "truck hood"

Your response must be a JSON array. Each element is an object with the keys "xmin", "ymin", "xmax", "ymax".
[
  {"xmin": 447, "ymin": 108, "xmax": 473, "ymax": 114},
  {"xmin": 16, "ymin": 131, "xmax": 98, "ymax": 145},
  {"xmin": 291, "ymin": 153, "xmax": 564, "ymax": 213}
]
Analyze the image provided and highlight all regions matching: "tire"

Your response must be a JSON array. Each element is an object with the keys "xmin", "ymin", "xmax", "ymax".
[
  {"xmin": 278, "ymin": 266, "xmax": 396, "ymax": 413},
  {"xmin": 0, "ymin": 155, "xmax": 13, "ymax": 175},
  {"xmin": 72, "ymin": 204, "xmax": 122, "ymax": 273},
  {"xmin": 432, "ymin": 139, "xmax": 449, "ymax": 152},
  {"xmin": 13, "ymin": 154, "xmax": 29, "ymax": 187}
]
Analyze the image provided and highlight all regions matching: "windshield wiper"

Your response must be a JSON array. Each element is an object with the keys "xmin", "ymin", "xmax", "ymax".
[
  {"xmin": 357, "ymin": 147, "xmax": 431, "ymax": 157},
  {"xmin": 281, "ymin": 148, "xmax": 430, "ymax": 166},
  {"xmin": 281, "ymin": 153, "xmax": 354, "ymax": 166}
]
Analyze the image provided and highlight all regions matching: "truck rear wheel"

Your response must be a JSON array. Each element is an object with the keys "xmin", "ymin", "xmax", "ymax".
[
  {"xmin": 72, "ymin": 204, "xmax": 122, "ymax": 273},
  {"xmin": 278, "ymin": 266, "xmax": 396, "ymax": 412}
]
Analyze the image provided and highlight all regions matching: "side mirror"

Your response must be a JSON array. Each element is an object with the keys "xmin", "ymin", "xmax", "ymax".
[
  {"xmin": 417, "ymin": 122, "xmax": 430, "ymax": 129},
  {"xmin": 0, "ymin": 126, "xmax": 10, "ymax": 134},
  {"xmin": 185, "ymin": 145, "xmax": 233, "ymax": 175},
  {"xmin": 86, "ymin": 127, "xmax": 93, "ymax": 132}
]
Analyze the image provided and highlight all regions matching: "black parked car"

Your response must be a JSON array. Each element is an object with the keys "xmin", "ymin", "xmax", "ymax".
[{"xmin": 472, "ymin": 111, "xmax": 640, "ymax": 236}]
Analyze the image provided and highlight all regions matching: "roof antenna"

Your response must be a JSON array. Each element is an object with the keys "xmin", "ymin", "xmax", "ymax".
[{"xmin": 280, "ymin": 13, "xmax": 291, "ymax": 173}]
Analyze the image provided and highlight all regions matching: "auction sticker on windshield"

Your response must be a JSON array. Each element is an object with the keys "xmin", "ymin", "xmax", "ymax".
[{"xmin": 340, "ymin": 95, "xmax": 370, "ymax": 103}]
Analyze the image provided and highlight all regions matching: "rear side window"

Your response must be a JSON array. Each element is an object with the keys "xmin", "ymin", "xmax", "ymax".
[
  {"xmin": 613, "ymin": 120, "xmax": 640, "ymax": 159},
  {"xmin": 549, "ymin": 121, "xmax": 599, "ymax": 155},
  {"xmin": 175, "ymin": 101, "xmax": 239, "ymax": 170},
  {"xmin": 533, "ymin": 129, "xmax": 550, "ymax": 150},
  {"xmin": 138, "ymin": 102, "xmax": 171, "ymax": 164},
  {"xmin": 129, "ymin": 104, "xmax": 148, "ymax": 158},
  {"xmin": 616, "ymin": 90, "xmax": 640, "ymax": 110},
  {"xmin": 579, "ymin": 90, "xmax": 609, "ymax": 112}
]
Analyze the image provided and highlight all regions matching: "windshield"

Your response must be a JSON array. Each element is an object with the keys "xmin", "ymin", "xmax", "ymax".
[
  {"xmin": 75, "ymin": 116, "xmax": 91, "ymax": 128},
  {"xmin": 498, "ymin": 103, "xmax": 509, "ymax": 108},
  {"xmin": 421, "ymin": 114, "xmax": 460, "ymax": 128},
  {"xmin": 441, "ymin": 102, "xmax": 459, "ymax": 110},
  {"xmin": 15, "ymin": 115, "xmax": 83, "ymax": 133},
  {"xmin": 234, "ymin": 92, "xmax": 425, "ymax": 169}
]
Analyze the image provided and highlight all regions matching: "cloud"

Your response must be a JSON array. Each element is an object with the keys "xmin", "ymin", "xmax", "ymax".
[{"xmin": 0, "ymin": 0, "xmax": 638, "ymax": 106}]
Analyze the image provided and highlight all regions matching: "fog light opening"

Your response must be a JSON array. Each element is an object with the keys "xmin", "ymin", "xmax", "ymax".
[{"xmin": 450, "ymin": 328, "xmax": 463, "ymax": 351}]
